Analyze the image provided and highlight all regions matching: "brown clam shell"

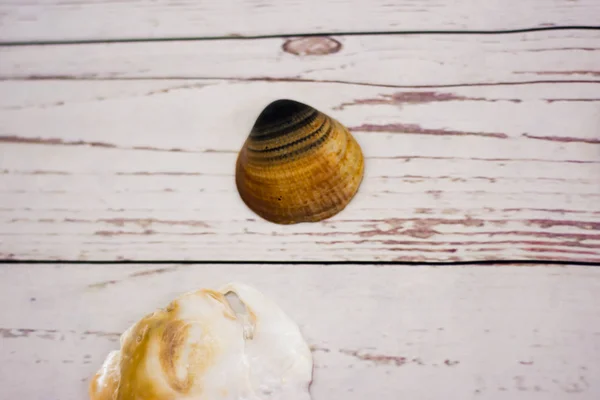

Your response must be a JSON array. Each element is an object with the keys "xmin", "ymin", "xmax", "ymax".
[{"xmin": 235, "ymin": 99, "xmax": 364, "ymax": 224}]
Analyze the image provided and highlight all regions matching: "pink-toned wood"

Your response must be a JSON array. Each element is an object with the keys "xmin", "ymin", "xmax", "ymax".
[
  {"xmin": 0, "ymin": 77, "xmax": 598, "ymax": 262},
  {"xmin": 0, "ymin": 2, "xmax": 598, "ymax": 400},
  {"xmin": 1, "ymin": 263, "xmax": 599, "ymax": 400},
  {"xmin": 1, "ymin": 31, "xmax": 599, "ymax": 86},
  {"xmin": 0, "ymin": 0, "xmax": 598, "ymax": 42}
]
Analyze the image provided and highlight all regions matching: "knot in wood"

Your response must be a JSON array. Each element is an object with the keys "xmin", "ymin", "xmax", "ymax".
[{"xmin": 282, "ymin": 37, "xmax": 342, "ymax": 56}]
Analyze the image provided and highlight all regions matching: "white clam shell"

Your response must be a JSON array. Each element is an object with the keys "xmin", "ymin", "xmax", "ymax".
[{"xmin": 89, "ymin": 283, "xmax": 313, "ymax": 400}]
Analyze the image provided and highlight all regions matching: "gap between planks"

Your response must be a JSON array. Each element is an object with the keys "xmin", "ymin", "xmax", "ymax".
[
  {"xmin": 1, "ymin": 0, "xmax": 599, "ymax": 42},
  {"xmin": 1, "ymin": 25, "xmax": 599, "ymax": 47},
  {"xmin": 1, "ymin": 260, "xmax": 599, "ymax": 266}
]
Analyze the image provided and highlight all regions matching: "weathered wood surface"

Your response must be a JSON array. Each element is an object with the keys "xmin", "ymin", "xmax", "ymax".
[
  {"xmin": 0, "ymin": 0, "xmax": 598, "ymax": 42},
  {"xmin": 2, "ymin": 31, "xmax": 600, "ymax": 85},
  {"xmin": 1, "ymin": 20, "xmax": 599, "ymax": 263},
  {"xmin": 1, "ymin": 263, "xmax": 599, "ymax": 400},
  {"xmin": 1, "ymin": 76, "xmax": 599, "ymax": 262}
]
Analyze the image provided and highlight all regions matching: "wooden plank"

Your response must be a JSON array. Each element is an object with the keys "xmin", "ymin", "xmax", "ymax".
[
  {"xmin": 1, "ymin": 31, "xmax": 600, "ymax": 86},
  {"xmin": 0, "ymin": 78, "xmax": 599, "ymax": 262},
  {"xmin": 1, "ymin": 263, "xmax": 599, "ymax": 399},
  {"xmin": 0, "ymin": 0, "xmax": 598, "ymax": 43}
]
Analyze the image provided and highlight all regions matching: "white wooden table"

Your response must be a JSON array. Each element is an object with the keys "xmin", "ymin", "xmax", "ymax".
[{"xmin": 0, "ymin": 1, "xmax": 599, "ymax": 399}]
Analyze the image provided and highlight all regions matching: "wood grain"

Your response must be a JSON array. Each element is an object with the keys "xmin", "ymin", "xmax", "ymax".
[
  {"xmin": 0, "ymin": 0, "xmax": 598, "ymax": 42},
  {"xmin": 0, "ymin": 77, "xmax": 599, "ymax": 262},
  {"xmin": 1, "ymin": 263, "xmax": 599, "ymax": 399},
  {"xmin": 1, "ymin": 31, "xmax": 599, "ymax": 86}
]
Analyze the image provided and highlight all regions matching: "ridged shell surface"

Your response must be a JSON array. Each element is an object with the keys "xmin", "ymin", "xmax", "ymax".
[{"xmin": 236, "ymin": 99, "xmax": 364, "ymax": 224}]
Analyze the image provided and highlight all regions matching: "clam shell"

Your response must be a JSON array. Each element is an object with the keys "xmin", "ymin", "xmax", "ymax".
[
  {"xmin": 235, "ymin": 99, "xmax": 364, "ymax": 224},
  {"xmin": 89, "ymin": 283, "xmax": 313, "ymax": 400}
]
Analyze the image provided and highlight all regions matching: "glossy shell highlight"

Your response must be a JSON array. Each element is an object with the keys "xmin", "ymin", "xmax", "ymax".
[{"xmin": 235, "ymin": 99, "xmax": 364, "ymax": 224}]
